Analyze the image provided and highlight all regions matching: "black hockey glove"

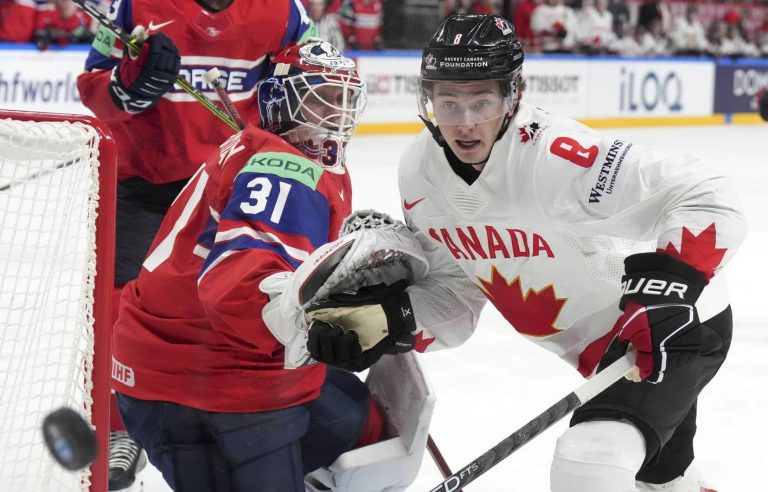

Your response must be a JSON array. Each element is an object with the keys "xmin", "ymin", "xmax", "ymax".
[
  {"xmin": 108, "ymin": 32, "xmax": 180, "ymax": 114},
  {"xmin": 608, "ymin": 252, "xmax": 707, "ymax": 384},
  {"xmin": 306, "ymin": 280, "xmax": 416, "ymax": 372}
]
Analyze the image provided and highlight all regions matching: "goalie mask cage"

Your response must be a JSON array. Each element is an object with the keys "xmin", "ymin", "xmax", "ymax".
[{"xmin": 0, "ymin": 110, "xmax": 116, "ymax": 492}]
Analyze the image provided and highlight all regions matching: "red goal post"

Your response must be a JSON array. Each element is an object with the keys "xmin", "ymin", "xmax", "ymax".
[{"xmin": 0, "ymin": 110, "xmax": 116, "ymax": 492}]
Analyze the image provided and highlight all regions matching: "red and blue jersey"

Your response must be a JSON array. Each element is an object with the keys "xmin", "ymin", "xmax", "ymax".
[
  {"xmin": 111, "ymin": 125, "xmax": 352, "ymax": 412},
  {"xmin": 77, "ymin": 0, "xmax": 316, "ymax": 183}
]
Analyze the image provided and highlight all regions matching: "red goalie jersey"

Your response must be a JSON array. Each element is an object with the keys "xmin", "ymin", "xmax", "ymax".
[{"xmin": 111, "ymin": 126, "xmax": 352, "ymax": 412}]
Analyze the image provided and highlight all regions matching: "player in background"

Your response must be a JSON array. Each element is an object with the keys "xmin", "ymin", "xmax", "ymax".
[
  {"xmin": 76, "ymin": 0, "xmax": 316, "ymax": 488},
  {"xmin": 307, "ymin": 14, "xmax": 747, "ymax": 492},
  {"xmin": 757, "ymin": 87, "xmax": 768, "ymax": 122},
  {"xmin": 308, "ymin": 0, "xmax": 345, "ymax": 52},
  {"xmin": 109, "ymin": 41, "xmax": 383, "ymax": 492}
]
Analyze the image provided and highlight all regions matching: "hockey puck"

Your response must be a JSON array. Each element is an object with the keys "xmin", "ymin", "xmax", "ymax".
[{"xmin": 42, "ymin": 407, "xmax": 98, "ymax": 471}]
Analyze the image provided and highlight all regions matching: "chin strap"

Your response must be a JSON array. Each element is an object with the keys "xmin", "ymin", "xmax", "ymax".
[{"xmin": 419, "ymin": 115, "xmax": 446, "ymax": 148}]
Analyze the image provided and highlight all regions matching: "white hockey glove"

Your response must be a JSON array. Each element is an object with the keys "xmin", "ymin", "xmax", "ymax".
[
  {"xmin": 272, "ymin": 210, "xmax": 428, "ymax": 371},
  {"xmin": 289, "ymin": 210, "xmax": 429, "ymax": 309},
  {"xmin": 260, "ymin": 272, "xmax": 316, "ymax": 369}
]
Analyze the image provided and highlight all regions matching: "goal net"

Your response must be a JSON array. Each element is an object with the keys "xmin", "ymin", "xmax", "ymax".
[{"xmin": 0, "ymin": 110, "xmax": 116, "ymax": 492}]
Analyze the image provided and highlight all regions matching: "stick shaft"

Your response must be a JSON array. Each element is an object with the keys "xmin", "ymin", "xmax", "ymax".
[
  {"xmin": 213, "ymin": 82, "xmax": 246, "ymax": 130},
  {"xmin": 428, "ymin": 352, "xmax": 636, "ymax": 491},
  {"xmin": 427, "ymin": 434, "xmax": 455, "ymax": 480}
]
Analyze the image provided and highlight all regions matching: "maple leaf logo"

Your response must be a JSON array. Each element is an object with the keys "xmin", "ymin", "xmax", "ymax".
[
  {"xmin": 518, "ymin": 126, "xmax": 531, "ymax": 143},
  {"xmin": 657, "ymin": 223, "xmax": 727, "ymax": 280},
  {"xmin": 477, "ymin": 266, "xmax": 566, "ymax": 337},
  {"xmin": 413, "ymin": 331, "xmax": 435, "ymax": 352}
]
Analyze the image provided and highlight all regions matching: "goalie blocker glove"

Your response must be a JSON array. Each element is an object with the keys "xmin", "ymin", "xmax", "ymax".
[
  {"xmin": 610, "ymin": 252, "xmax": 707, "ymax": 384},
  {"xmin": 307, "ymin": 280, "xmax": 416, "ymax": 372},
  {"xmin": 108, "ymin": 31, "xmax": 181, "ymax": 114}
]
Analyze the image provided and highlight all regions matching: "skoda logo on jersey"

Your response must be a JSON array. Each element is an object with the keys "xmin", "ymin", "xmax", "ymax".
[{"xmin": 300, "ymin": 42, "xmax": 355, "ymax": 71}]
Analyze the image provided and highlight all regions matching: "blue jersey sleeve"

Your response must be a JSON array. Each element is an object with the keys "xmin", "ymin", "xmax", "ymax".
[
  {"xmin": 84, "ymin": 0, "xmax": 134, "ymax": 71},
  {"xmin": 281, "ymin": 0, "xmax": 317, "ymax": 48}
]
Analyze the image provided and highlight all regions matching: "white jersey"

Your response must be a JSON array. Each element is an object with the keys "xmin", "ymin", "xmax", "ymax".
[{"xmin": 398, "ymin": 102, "xmax": 746, "ymax": 376}]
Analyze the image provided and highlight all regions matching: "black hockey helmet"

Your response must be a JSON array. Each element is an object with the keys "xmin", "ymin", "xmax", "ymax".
[
  {"xmin": 420, "ymin": 14, "xmax": 524, "ymax": 84},
  {"xmin": 418, "ymin": 14, "xmax": 524, "ymax": 145}
]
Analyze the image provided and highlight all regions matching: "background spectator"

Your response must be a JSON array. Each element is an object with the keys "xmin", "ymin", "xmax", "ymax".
[
  {"xmin": 613, "ymin": 21, "xmax": 645, "ymax": 56},
  {"xmin": 637, "ymin": 0, "xmax": 670, "ymax": 33},
  {"xmin": 512, "ymin": 0, "xmax": 541, "ymax": 51},
  {"xmin": 340, "ymin": 0, "xmax": 383, "ymax": 50},
  {"xmin": 447, "ymin": 0, "xmax": 496, "ymax": 16},
  {"xmin": 607, "ymin": 0, "xmax": 631, "ymax": 36},
  {"xmin": 0, "ymin": 0, "xmax": 40, "ymax": 42},
  {"xmin": 576, "ymin": 0, "xmax": 616, "ymax": 54},
  {"xmin": 669, "ymin": 4, "xmax": 709, "ymax": 56},
  {"xmin": 531, "ymin": 0, "xmax": 577, "ymax": 53},
  {"xmin": 638, "ymin": 18, "xmax": 670, "ymax": 55},
  {"xmin": 33, "ymin": 0, "xmax": 92, "ymax": 50},
  {"xmin": 309, "ymin": 0, "xmax": 345, "ymax": 51}
]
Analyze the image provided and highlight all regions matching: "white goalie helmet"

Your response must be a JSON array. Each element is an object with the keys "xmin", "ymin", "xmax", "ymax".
[{"xmin": 257, "ymin": 41, "xmax": 367, "ymax": 172}]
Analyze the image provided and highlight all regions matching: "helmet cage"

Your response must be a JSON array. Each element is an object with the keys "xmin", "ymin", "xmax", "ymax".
[{"xmin": 257, "ymin": 44, "xmax": 366, "ymax": 171}]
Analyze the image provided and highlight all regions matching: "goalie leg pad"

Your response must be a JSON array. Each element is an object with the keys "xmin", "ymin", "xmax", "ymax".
[
  {"xmin": 550, "ymin": 420, "xmax": 646, "ymax": 492},
  {"xmin": 304, "ymin": 352, "xmax": 435, "ymax": 492}
]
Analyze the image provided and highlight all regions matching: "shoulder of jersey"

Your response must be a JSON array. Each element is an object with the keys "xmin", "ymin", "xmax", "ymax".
[{"xmin": 399, "ymin": 129, "xmax": 435, "ymax": 175}]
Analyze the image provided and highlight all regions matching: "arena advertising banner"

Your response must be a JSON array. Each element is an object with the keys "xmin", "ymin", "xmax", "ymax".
[
  {"xmin": 518, "ymin": 57, "xmax": 588, "ymax": 118},
  {"xmin": 713, "ymin": 59, "xmax": 768, "ymax": 114},
  {"xmin": 584, "ymin": 59, "xmax": 715, "ymax": 117},
  {"xmin": 0, "ymin": 45, "xmax": 90, "ymax": 114},
  {"xmin": 353, "ymin": 53, "xmax": 421, "ymax": 123},
  {"xmin": 0, "ymin": 45, "xmax": 718, "ymax": 129},
  {"xmin": 353, "ymin": 53, "xmax": 715, "ymax": 123}
]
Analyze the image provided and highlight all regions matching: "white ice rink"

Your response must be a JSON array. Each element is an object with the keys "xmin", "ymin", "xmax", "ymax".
[{"xmin": 138, "ymin": 124, "xmax": 767, "ymax": 492}]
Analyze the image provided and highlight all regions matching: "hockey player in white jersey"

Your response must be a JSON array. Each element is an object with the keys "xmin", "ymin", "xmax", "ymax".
[{"xmin": 305, "ymin": 13, "xmax": 746, "ymax": 492}]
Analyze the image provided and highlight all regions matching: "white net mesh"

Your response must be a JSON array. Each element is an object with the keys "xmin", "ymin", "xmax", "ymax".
[{"xmin": 0, "ymin": 118, "xmax": 101, "ymax": 491}]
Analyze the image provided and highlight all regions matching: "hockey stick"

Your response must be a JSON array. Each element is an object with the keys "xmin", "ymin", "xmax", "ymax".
[
  {"xmin": 0, "ymin": 157, "xmax": 79, "ymax": 192},
  {"xmin": 203, "ymin": 68, "xmax": 246, "ymax": 130},
  {"xmin": 427, "ymin": 351, "xmax": 637, "ymax": 492},
  {"xmin": 427, "ymin": 434, "xmax": 463, "ymax": 491},
  {"xmin": 72, "ymin": 0, "xmax": 240, "ymax": 132}
]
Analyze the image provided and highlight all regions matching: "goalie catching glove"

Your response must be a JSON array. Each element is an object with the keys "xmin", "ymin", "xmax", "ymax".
[
  {"xmin": 261, "ymin": 210, "xmax": 428, "ymax": 370},
  {"xmin": 609, "ymin": 252, "xmax": 707, "ymax": 384},
  {"xmin": 307, "ymin": 280, "xmax": 416, "ymax": 372}
]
